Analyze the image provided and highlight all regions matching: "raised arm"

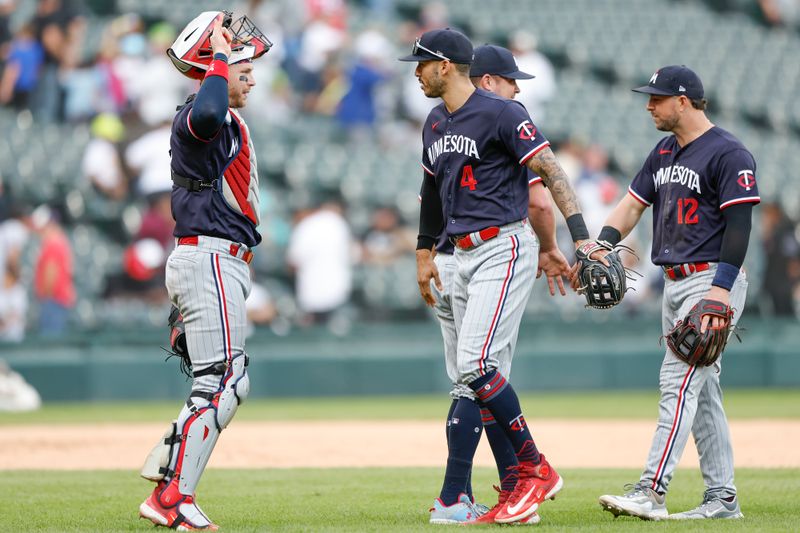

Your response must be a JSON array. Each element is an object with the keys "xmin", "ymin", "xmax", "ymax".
[{"xmin": 188, "ymin": 15, "xmax": 232, "ymax": 140}]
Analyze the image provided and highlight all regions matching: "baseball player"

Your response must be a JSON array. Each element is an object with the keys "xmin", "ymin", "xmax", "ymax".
[
  {"xmin": 137, "ymin": 11, "xmax": 271, "ymax": 531},
  {"xmin": 424, "ymin": 44, "xmax": 570, "ymax": 525},
  {"xmin": 401, "ymin": 29, "xmax": 590, "ymax": 525},
  {"xmin": 585, "ymin": 65, "xmax": 759, "ymax": 520}
]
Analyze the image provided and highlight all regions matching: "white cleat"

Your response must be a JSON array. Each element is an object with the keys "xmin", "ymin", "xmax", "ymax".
[
  {"xmin": 669, "ymin": 494, "xmax": 743, "ymax": 520},
  {"xmin": 599, "ymin": 483, "xmax": 668, "ymax": 521}
]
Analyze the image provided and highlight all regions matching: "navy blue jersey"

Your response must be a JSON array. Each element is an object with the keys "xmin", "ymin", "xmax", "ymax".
[
  {"xmin": 429, "ymin": 173, "xmax": 542, "ymax": 255},
  {"xmin": 421, "ymin": 89, "xmax": 550, "ymax": 236},
  {"xmin": 171, "ymin": 102, "xmax": 262, "ymax": 247},
  {"xmin": 629, "ymin": 126, "xmax": 759, "ymax": 265}
]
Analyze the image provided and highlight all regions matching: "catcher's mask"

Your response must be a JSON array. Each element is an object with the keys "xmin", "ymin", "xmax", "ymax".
[{"xmin": 167, "ymin": 10, "xmax": 272, "ymax": 80}]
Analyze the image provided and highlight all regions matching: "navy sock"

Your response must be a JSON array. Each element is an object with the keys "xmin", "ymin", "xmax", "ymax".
[
  {"xmin": 469, "ymin": 370, "xmax": 541, "ymax": 464},
  {"xmin": 444, "ymin": 399, "xmax": 473, "ymax": 499},
  {"xmin": 439, "ymin": 397, "xmax": 483, "ymax": 505},
  {"xmin": 481, "ymin": 406, "xmax": 519, "ymax": 492},
  {"xmin": 445, "ymin": 399, "xmax": 457, "ymax": 445}
]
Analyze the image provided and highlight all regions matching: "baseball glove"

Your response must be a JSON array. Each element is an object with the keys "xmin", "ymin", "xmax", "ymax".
[
  {"xmin": 163, "ymin": 305, "xmax": 192, "ymax": 377},
  {"xmin": 575, "ymin": 240, "xmax": 632, "ymax": 309},
  {"xmin": 665, "ymin": 299, "xmax": 734, "ymax": 366}
]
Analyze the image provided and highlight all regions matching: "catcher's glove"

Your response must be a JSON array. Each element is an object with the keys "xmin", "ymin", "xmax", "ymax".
[
  {"xmin": 164, "ymin": 305, "xmax": 192, "ymax": 377},
  {"xmin": 665, "ymin": 299, "xmax": 734, "ymax": 366},
  {"xmin": 575, "ymin": 240, "xmax": 632, "ymax": 309}
]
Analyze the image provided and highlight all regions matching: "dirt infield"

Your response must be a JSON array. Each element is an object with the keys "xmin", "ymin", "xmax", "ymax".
[{"xmin": 2, "ymin": 419, "xmax": 798, "ymax": 470}]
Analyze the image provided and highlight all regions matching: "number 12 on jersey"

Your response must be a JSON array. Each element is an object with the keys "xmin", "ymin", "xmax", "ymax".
[
  {"xmin": 460, "ymin": 165, "xmax": 477, "ymax": 191},
  {"xmin": 677, "ymin": 197, "xmax": 698, "ymax": 225}
]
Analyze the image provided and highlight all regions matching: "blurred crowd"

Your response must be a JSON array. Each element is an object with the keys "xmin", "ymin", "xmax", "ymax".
[{"xmin": 0, "ymin": 0, "xmax": 799, "ymax": 344}]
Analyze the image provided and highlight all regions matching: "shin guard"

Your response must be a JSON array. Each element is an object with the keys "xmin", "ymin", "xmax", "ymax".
[
  {"xmin": 160, "ymin": 353, "xmax": 250, "ymax": 496},
  {"xmin": 140, "ymin": 421, "xmax": 179, "ymax": 481}
]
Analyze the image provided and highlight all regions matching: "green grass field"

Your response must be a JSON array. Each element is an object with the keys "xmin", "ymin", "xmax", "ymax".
[
  {"xmin": 2, "ymin": 388, "xmax": 799, "ymax": 425},
  {"xmin": 0, "ymin": 468, "xmax": 797, "ymax": 532},
  {"xmin": 2, "ymin": 389, "xmax": 798, "ymax": 532}
]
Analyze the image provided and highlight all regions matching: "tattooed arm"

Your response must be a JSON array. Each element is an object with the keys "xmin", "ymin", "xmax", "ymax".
[{"xmin": 525, "ymin": 146, "xmax": 582, "ymax": 220}]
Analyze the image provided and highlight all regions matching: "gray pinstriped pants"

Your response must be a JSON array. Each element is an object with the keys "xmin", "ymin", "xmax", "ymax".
[
  {"xmin": 641, "ymin": 265, "xmax": 747, "ymax": 499},
  {"xmin": 165, "ymin": 236, "xmax": 251, "ymax": 391},
  {"xmin": 450, "ymin": 220, "xmax": 538, "ymax": 386}
]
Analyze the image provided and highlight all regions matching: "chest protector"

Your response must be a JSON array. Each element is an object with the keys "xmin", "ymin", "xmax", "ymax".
[{"xmin": 220, "ymin": 109, "xmax": 260, "ymax": 226}]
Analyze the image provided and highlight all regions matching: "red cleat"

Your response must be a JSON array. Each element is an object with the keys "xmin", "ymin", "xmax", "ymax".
[
  {"xmin": 139, "ymin": 480, "xmax": 219, "ymax": 531},
  {"xmin": 494, "ymin": 455, "xmax": 563, "ymax": 524},
  {"xmin": 467, "ymin": 485, "xmax": 512, "ymax": 524}
]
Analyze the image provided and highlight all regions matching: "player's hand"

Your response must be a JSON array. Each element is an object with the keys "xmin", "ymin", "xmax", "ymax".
[
  {"xmin": 209, "ymin": 13, "xmax": 233, "ymax": 58},
  {"xmin": 537, "ymin": 247, "xmax": 570, "ymax": 296},
  {"xmin": 700, "ymin": 286, "xmax": 730, "ymax": 333},
  {"xmin": 416, "ymin": 249, "xmax": 442, "ymax": 307},
  {"xmin": 569, "ymin": 241, "xmax": 611, "ymax": 291}
]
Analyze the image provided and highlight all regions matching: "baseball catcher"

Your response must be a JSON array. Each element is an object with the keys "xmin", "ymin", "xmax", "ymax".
[{"xmin": 138, "ymin": 9, "xmax": 271, "ymax": 531}]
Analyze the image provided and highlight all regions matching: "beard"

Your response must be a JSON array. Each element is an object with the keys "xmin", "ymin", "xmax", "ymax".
[
  {"xmin": 229, "ymin": 91, "xmax": 248, "ymax": 109},
  {"xmin": 422, "ymin": 72, "xmax": 446, "ymax": 98},
  {"xmin": 654, "ymin": 114, "xmax": 679, "ymax": 132}
]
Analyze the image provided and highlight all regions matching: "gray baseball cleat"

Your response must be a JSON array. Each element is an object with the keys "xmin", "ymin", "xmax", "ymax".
[
  {"xmin": 599, "ymin": 483, "xmax": 668, "ymax": 521},
  {"xmin": 669, "ymin": 494, "xmax": 743, "ymax": 520}
]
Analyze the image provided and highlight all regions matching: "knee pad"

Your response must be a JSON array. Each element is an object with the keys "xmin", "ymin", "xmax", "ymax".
[{"xmin": 216, "ymin": 352, "xmax": 249, "ymax": 429}]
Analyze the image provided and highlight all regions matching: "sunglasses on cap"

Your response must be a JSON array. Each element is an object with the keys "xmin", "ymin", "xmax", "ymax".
[{"xmin": 413, "ymin": 38, "xmax": 450, "ymax": 61}]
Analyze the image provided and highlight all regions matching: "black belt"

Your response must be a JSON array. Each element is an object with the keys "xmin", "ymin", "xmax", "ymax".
[{"xmin": 171, "ymin": 170, "xmax": 216, "ymax": 192}]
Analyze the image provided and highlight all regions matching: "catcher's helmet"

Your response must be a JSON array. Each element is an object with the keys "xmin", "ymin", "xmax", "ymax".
[{"xmin": 167, "ymin": 11, "xmax": 272, "ymax": 80}]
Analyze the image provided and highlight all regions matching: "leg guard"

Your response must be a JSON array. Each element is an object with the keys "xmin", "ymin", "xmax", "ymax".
[
  {"xmin": 145, "ymin": 353, "xmax": 249, "ymax": 497},
  {"xmin": 140, "ymin": 421, "xmax": 179, "ymax": 481}
]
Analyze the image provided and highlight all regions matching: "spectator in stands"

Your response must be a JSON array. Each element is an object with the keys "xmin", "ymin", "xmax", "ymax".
[
  {"xmin": 32, "ymin": 204, "xmax": 75, "ymax": 336},
  {"xmin": 31, "ymin": 0, "xmax": 86, "ymax": 121},
  {"xmin": 103, "ymin": 237, "xmax": 167, "ymax": 302},
  {"xmin": 0, "ymin": 0, "xmax": 14, "ymax": 54},
  {"xmin": 761, "ymin": 201, "xmax": 800, "ymax": 316},
  {"xmin": 0, "ymin": 202, "xmax": 29, "ymax": 290},
  {"xmin": 245, "ymin": 277, "xmax": 278, "ymax": 337},
  {"xmin": 124, "ymin": 117, "xmax": 172, "ymax": 197},
  {"xmin": 418, "ymin": 1, "xmax": 450, "ymax": 32},
  {"xmin": 575, "ymin": 143, "xmax": 620, "ymax": 234},
  {"xmin": 0, "ymin": 203, "xmax": 29, "ymax": 341},
  {"xmin": 509, "ymin": 30, "xmax": 556, "ymax": 122},
  {"xmin": 360, "ymin": 205, "xmax": 416, "ymax": 265},
  {"xmin": 81, "ymin": 112, "xmax": 128, "ymax": 201},
  {"xmin": 294, "ymin": 11, "xmax": 347, "ymax": 112},
  {"xmin": 757, "ymin": 0, "xmax": 800, "ymax": 28},
  {"xmin": 0, "ymin": 23, "xmax": 45, "ymax": 109},
  {"xmin": 335, "ymin": 29, "xmax": 392, "ymax": 139},
  {"xmin": 287, "ymin": 194, "xmax": 355, "ymax": 325},
  {"xmin": 136, "ymin": 191, "xmax": 174, "ymax": 250},
  {"xmin": 0, "ymin": 256, "xmax": 27, "ymax": 341},
  {"xmin": 112, "ymin": 19, "xmax": 189, "ymax": 128}
]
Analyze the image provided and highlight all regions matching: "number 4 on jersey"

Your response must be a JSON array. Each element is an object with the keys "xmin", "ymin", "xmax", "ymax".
[{"xmin": 460, "ymin": 165, "xmax": 477, "ymax": 191}]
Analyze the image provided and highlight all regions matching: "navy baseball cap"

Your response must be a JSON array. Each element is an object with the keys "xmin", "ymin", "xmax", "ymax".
[
  {"xmin": 632, "ymin": 65, "xmax": 704, "ymax": 99},
  {"xmin": 398, "ymin": 28, "xmax": 474, "ymax": 64},
  {"xmin": 470, "ymin": 44, "xmax": 534, "ymax": 79}
]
